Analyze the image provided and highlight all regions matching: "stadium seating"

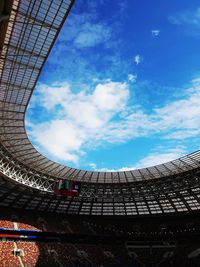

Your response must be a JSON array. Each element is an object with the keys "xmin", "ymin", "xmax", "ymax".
[
  {"xmin": 0, "ymin": 220, "xmax": 14, "ymax": 229},
  {"xmin": 1, "ymin": 207, "xmax": 200, "ymax": 266},
  {"xmin": 0, "ymin": 242, "xmax": 20, "ymax": 267},
  {"xmin": 0, "ymin": 240, "xmax": 200, "ymax": 267},
  {"xmin": 16, "ymin": 242, "xmax": 39, "ymax": 266},
  {"xmin": 17, "ymin": 223, "xmax": 40, "ymax": 231}
]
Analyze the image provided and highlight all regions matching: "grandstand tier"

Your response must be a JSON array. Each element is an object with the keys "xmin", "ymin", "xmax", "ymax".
[{"xmin": 0, "ymin": 206, "xmax": 200, "ymax": 266}]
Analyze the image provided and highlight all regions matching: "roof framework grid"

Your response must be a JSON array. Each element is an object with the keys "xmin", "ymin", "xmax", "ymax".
[{"xmin": 0, "ymin": 0, "xmax": 199, "ymax": 189}]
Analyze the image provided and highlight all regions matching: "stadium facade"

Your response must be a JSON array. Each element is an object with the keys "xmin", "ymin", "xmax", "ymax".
[
  {"xmin": 1, "ymin": 1, "xmax": 200, "ymax": 266},
  {"xmin": 1, "ymin": 0, "xmax": 200, "ymax": 217}
]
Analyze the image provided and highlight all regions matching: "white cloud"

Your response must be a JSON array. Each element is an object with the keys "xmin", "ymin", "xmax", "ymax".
[
  {"xmin": 151, "ymin": 29, "xmax": 160, "ymax": 37},
  {"xmin": 92, "ymin": 82, "xmax": 128, "ymax": 112},
  {"xmin": 169, "ymin": 7, "xmax": 200, "ymax": 27},
  {"xmin": 166, "ymin": 129, "xmax": 200, "ymax": 140},
  {"xmin": 74, "ymin": 22, "xmax": 111, "ymax": 48},
  {"xmin": 89, "ymin": 163, "xmax": 97, "ymax": 170},
  {"xmin": 153, "ymin": 81, "xmax": 200, "ymax": 134},
  {"xmin": 37, "ymin": 83, "xmax": 71, "ymax": 111},
  {"xmin": 28, "ymin": 77, "xmax": 200, "ymax": 165},
  {"xmin": 169, "ymin": 7, "xmax": 200, "ymax": 36},
  {"xmin": 134, "ymin": 147, "xmax": 186, "ymax": 169},
  {"xmin": 50, "ymin": 81, "xmax": 128, "ymax": 129},
  {"xmin": 134, "ymin": 54, "xmax": 142, "ymax": 65},
  {"xmin": 28, "ymin": 81, "xmax": 130, "ymax": 163},
  {"xmin": 97, "ymin": 146, "xmax": 186, "ymax": 171},
  {"xmin": 30, "ymin": 120, "xmax": 85, "ymax": 163},
  {"xmin": 92, "ymin": 77, "xmax": 200, "ymax": 144},
  {"xmin": 58, "ymin": 11, "xmax": 112, "ymax": 49},
  {"xmin": 128, "ymin": 74, "xmax": 137, "ymax": 82}
]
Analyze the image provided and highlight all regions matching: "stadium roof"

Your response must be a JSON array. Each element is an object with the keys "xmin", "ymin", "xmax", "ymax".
[{"xmin": 0, "ymin": 0, "xmax": 200, "ymax": 185}]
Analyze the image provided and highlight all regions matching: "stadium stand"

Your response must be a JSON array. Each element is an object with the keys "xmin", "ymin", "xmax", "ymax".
[
  {"xmin": 0, "ymin": 242, "xmax": 19, "ymax": 267},
  {"xmin": 1, "ymin": 0, "xmax": 200, "ymax": 266},
  {"xmin": 0, "ymin": 239, "xmax": 200, "ymax": 266},
  {"xmin": 0, "ymin": 206, "xmax": 199, "ymax": 266}
]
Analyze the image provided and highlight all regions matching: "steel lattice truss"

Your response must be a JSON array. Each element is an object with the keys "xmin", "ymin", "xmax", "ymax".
[
  {"xmin": 0, "ymin": 0, "xmax": 200, "ymax": 215},
  {"xmin": 1, "ymin": 169, "xmax": 200, "ymax": 215}
]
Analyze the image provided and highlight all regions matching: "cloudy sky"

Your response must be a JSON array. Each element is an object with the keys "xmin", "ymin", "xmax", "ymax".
[{"xmin": 26, "ymin": 0, "xmax": 200, "ymax": 171}]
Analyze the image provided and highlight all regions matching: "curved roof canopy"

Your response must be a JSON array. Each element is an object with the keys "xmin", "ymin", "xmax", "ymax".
[{"xmin": 0, "ymin": 0, "xmax": 200, "ymax": 184}]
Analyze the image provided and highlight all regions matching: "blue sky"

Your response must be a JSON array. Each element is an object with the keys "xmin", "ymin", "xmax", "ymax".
[{"xmin": 26, "ymin": 0, "xmax": 200, "ymax": 171}]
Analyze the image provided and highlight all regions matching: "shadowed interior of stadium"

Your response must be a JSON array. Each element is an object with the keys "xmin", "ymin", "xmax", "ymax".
[{"xmin": 1, "ymin": 0, "xmax": 200, "ymax": 266}]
